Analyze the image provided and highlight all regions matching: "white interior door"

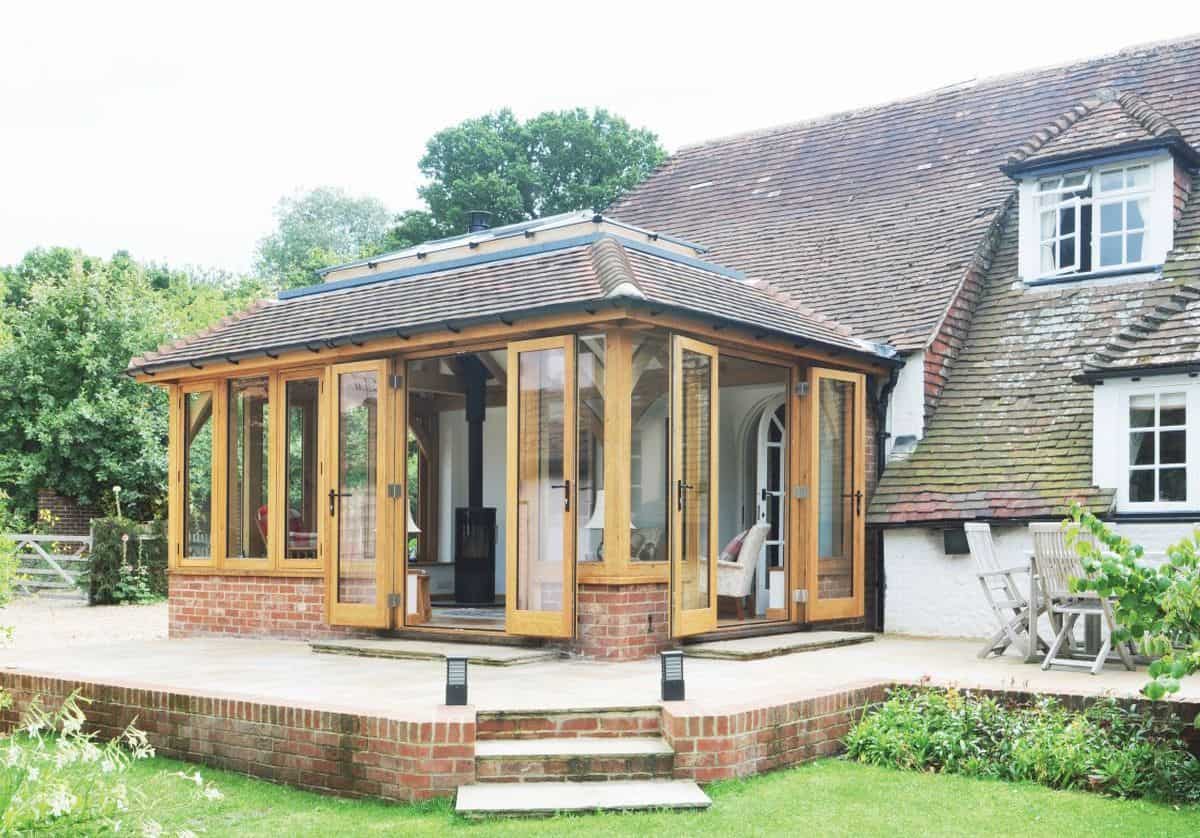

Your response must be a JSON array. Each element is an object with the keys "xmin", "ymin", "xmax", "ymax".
[{"xmin": 755, "ymin": 401, "xmax": 787, "ymax": 617}]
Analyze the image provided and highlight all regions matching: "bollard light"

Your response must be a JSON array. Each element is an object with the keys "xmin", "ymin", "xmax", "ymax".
[
  {"xmin": 446, "ymin": 656, "xmax": 469, "ymax": 706},
  {"xmin": 660, "ymin": 651, "xmax": 685, "ymax": 701}
]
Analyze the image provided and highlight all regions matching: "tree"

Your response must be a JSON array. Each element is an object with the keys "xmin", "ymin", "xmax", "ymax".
[
  {"xmin": 405, "ymin": 107, "xmax": 665, "ymax": 239},
  {"xmin": 254, "ymin": 187, "xmax": 392, "ymax": 289},
  {"xmin": 0, "ymin": 249, "xmax": 260, "ymax": 523}
]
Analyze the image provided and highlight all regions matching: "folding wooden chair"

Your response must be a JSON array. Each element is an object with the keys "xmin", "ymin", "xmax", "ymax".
[
  {"xmin": 1030, "ymin": 522, "xmax": 1134, "ymax": 675},
  {"xmin": 965, "ymin": 522, "xmax": 1047, "ymax": 659}
]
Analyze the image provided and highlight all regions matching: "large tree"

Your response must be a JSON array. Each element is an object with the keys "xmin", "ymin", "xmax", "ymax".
[
  {"xmin": 0, "ymin": 249, "xmax": 261, "ymax": 522},
  {"xmin": 382, "ymin": 108, "xmax": 665, "ymax": 250},
  {"xmin": 255, "ymin": 187, "xmax": 393, "ymax": 289}
]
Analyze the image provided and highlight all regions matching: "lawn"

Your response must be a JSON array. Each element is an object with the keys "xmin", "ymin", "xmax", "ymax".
[{"xmin": 107, "ymin": 756, "xmax": 1200, "ymax": 837}]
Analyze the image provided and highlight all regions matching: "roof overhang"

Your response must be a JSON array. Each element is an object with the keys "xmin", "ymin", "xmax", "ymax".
[
  {"xmin": 1075, "ymin": 361, "xmax": 1200, "ymax": 385},
  {"xmin": 1001, "ymin": 137, "xmax": 1200, "ymax": 179}
]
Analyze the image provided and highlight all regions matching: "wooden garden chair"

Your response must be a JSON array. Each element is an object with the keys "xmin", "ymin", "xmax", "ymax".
[
  {"xmin": 1030, "ymin": 522, "xmax": 1135, "ymax": 675},
  {"xmin": 965, "ymin": 522, "xmax": 1047, "ymax": 659}
]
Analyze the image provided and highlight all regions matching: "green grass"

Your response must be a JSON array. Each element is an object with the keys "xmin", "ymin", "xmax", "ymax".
[{"xmin": 105, "ymin": 756, "xmax": 1200, "ymax": 837}]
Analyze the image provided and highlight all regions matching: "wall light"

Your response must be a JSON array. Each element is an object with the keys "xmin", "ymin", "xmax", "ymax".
[
  {"xmin": 446, "ymin": 656, "xmax": 469, "ymax": 706},
  {"xmin": 660, "ymin": 651, "xmax": 685, "ymax": 701}
]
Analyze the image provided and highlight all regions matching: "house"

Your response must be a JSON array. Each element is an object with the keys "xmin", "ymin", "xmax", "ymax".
[{"xmin": 130, "ymin": 35, "xmax": 1200, "ymax": 653}]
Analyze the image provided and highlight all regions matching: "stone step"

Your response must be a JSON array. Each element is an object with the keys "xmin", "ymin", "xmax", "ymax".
[
  {"xmin": 309, "ymin": 638, "xmax": 559, "ymax": 667},
  {"xmin": 477, "ymin": 706, "xmax": 661, "ymax": 740},
  {"xmin": 475, "ymin": 736, "xmax": 675, "ymax": 783},
  {"xmin": 682, "ymin": 630, "xmax": 874, "ymax": 661},
  {"xmin": 455, "ymin": 779, "xmax": 710, "ymax": 817}
]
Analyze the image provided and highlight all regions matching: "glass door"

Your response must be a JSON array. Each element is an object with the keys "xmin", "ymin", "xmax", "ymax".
[
  {"xmin": 807, "ymin": 369, "xmax": 865, "ymax": 621},
  {"xmin": 327, "ymin": 360, "xmax": 392, "ymax": 628},
  {"xmin": 671, "ymin": 336, "xmax": 719, "ymax": 636},
  {"xmin": 506, "ymin": 336, "xmax": 576, "ymax": 637}
]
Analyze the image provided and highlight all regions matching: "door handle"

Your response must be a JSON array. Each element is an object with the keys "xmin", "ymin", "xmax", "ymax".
[
  {"xmin": 550, "ymin": 479, "xmax": 571, "ymax": 511},
  {"xmin": 842, "ymin": 490, "xmax": 863, "ymax": 516},
  {"xmin": 329, "ymin": 489, "xmax": 353, "ymax": 516},
  {"xmin": 677, "ymin": 479, "xmax": 695, "ymax": 511}
]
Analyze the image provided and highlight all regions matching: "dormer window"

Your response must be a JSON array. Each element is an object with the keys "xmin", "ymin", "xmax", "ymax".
[
  {"xmin": 1018, "ymin": 153, "xmax": 1173, "ymax": 284},
  {"xmin": 1035, "ymin": 162, "xmax": 1152, "ymax": 276}
]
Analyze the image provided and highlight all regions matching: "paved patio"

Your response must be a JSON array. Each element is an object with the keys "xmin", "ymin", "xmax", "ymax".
[{"xmin": 1, "ymin": 632, "xmax": 1194, "ymax": 719}]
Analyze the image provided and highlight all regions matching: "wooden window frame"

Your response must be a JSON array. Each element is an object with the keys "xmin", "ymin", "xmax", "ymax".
[
  {"xmin": 221, "ymin": 375, "xmax": 272, "ymax": 572},
  {"xmin": 277, "ymin": 368, "xmax": 326, "ymax": 573},
  {"xmin": 174, "ymin": 380, "xmax": 219, "ymax": 569}
]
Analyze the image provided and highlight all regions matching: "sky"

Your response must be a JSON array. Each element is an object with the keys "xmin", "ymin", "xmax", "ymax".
[{"xmin": 1, "ymin": 2, "xmax": 1196, "ymax": 274}]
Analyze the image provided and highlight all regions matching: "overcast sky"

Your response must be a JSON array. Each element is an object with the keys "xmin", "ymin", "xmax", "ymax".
[{"xmin": 1, "ymin": 2, "xmax": 1194, "ymax": 274}]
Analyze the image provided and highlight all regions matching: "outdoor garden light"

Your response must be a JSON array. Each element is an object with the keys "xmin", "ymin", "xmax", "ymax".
[
  {"xmin": 445, "ymin": 656, "xmax": 469, "ymax": 706},
  {"xmin": 660, "ymin": 650, "xmax": 685, "ymax": 701}
]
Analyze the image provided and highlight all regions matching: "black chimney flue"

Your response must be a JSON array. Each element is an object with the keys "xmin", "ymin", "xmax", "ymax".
[{"xmin": 467, "ymin": 211, "xmax": 491, "ymax": 234}]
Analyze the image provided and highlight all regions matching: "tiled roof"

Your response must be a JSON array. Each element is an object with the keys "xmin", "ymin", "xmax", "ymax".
[
  {"xmin": 611, "ymin": 37, "xmax": 1200, "ymax": 350},
  {"xmin": 1004, "ymin": 90, "xmax": 1190, "ymax": 172},
  {"xmin": 129, "ymin": 235, "xmax": 886, "ymax": 374},
  {"xmin": 867, "ymin": 199, "xmax": 1200, "ymax": 525}
]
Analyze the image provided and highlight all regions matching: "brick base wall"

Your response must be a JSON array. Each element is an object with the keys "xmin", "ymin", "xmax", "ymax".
[
  {"xmin": 168, "ymin": 574, "xmax": 374, "ymax": 641},
  {"xmin": 0, "ymin": 671, "xmax": 474, "ymax": 801},
  {"xmin": 663, "ymin": 683, "xmax": 887, "ymax": 782},
  {"xmin": 571, "ymin": 582, "xmax": 671, "ymax": 661}
]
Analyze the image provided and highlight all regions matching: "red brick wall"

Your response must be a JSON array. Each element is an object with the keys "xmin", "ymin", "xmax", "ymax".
[
  {"xmin": 572, "ymin": 582, "xmax": 671, "ymax": 661},
  {"xmin": 36, "ymin": 489, "xmax": 98, "ymax": 536},
  {"xmin": 0, "ymin": 671, "xmax": 474, "ymax": 802},
  {"xmin": 169, "ymin": 574, "xmax": 373, "ymax": 641},
  {"xmin": 663, "ymin": 682, "xmax": 886, "ymax": 782}
]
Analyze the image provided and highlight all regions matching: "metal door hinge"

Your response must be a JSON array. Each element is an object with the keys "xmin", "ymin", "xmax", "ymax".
[
  {"xmin": 387, "ymin": 593, "xmax": 403, "ymax": 609},
  {"xmin": 795, "ymin": 381, "xmax": 809, "ymax": 397},
  {"xmin": 793, "ymin": 589, "xmax": 809, "ymax": 603},
  {"xmin": 387, "ymin": 483, "xmax": 403, "ymax": 499},
  {"xmin": 793, "ymin": 485, "xmax": 808, "ymax": 500},
  {"xmin": 389, "ymin": 373, "xmax": 404, "ymax": 390}
]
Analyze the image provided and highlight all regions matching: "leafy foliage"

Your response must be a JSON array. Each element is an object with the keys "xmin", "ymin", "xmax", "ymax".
[
  {"xmin": 255, "ymin": 187, "xmax": 393, "ymax": 289},
  {"xmin": 845, "ymin": 687, "xmax": 1200, "ymax": 803},
  {"xmin": 1066, "ymin": 503, "xmax": 1200, "ymax": 699},
  {"xmin": 0, "ymin": 249, "xmax": 257, "ymax": 524},
  {"xmin": 83, "ymin": 517, "xmax": 167, "ymax": 605},
  {"xmin": 412, "ymin": 107, "xmax": 665, "ymax": 237}
]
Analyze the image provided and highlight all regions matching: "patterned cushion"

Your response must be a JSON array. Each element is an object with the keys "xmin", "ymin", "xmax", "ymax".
[{"xmin": 719, "ymin": 528, "xmax": 750, "ymax": 563}]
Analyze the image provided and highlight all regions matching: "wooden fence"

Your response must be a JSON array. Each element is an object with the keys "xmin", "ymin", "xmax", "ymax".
[{"xmin": 9, "ymin": 534, "xmax": 91, "ymax": 599}]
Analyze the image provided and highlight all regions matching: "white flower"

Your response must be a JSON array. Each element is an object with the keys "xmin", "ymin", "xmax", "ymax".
[
  {"xmin": 202, "ymin": 786, "xmax": 223, "ymax": 801},
  {"xmin": 177, "ymin": 830, "xmax": 198, "ymax": 838},
  {"xmin": 141, "ymin": 819, "xmax": 163, "ymax": 838},
  {"xmin": 101, "ymin": 758, "xmax": 116, "ymax": 774},
  {"xmin": 48, "ymin": 787, "xmax": 77, "ymax": 817},
  {"xmin": 27, "ymin": 766, "xmax": 39, "ymax": 781}
]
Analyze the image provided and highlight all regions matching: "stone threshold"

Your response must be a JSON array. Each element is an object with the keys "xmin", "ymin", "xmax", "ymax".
[
  {"xmin": 682, "ymin": 630, "xmax": 874, "ymax": 660},
  {"xmin": 310, "ymin": 637, "xmax": 562, "ymax": 666}
]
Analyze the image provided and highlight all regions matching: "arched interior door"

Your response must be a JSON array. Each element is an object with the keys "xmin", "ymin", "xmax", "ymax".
[
  {"xmin": 671, "ymin": 336, "xmax": 719, "ymax": 637},
  {"xmin": 755, "ymin": 401, "xmax": 788, "ymax": 619}
]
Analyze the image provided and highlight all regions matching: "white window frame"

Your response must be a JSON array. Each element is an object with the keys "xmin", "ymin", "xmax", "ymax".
[
  {"xmin": 1092, "ymin": 375, "xmax": 1199, "ymax": 513},
  {"xmin": 1019, "ymin": 152, "xmax": 1174, "ymax": 283}
]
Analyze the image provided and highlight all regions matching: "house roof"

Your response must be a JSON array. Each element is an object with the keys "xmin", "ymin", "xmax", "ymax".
[
  {"xmin": 610, "ymin": 37, "xmax": 1200, "ymax": 350},
  {"xmin": 1003, "ymin": 89, "xmax": 1198, "ymax": 174},
  {"xmin": 128, "ymin": 233, "xmax": 892, "ymax": 375},
  {"xmin": 868, "ymin": 194, "xmax": 1200, "ymax": 525}
]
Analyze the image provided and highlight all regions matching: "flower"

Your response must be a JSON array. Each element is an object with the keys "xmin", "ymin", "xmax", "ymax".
[{"xmin": 202, "ymin": 786, "xmax": 224, "ymax": 801}]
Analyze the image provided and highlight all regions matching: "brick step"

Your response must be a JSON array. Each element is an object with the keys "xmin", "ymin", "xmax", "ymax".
[
  {"xmin": 476, "ymin": 706, "xmax": 661, "ymax": 740},
  {"xmin": 475, "ymin": 736, "xmax": 675, "ymax": 782},
  {"xmin": 456, "ymin": 779, "xmax": 710, "ymax": 817}
]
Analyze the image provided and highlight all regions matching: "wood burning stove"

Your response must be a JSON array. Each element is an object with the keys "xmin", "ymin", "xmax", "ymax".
[{"xmin": 454, "ymin": 507, "xmax": 496, "ymax": 604}]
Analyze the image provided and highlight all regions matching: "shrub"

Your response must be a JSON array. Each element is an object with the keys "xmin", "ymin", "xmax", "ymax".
[
  {"xmin": 82, "ymin": 517, "xmax": 167, "ymax": 605},
  {"xmin": 844, "ymin": 687, "xmax": 1200, "ymax": 803},
  {"xmin": 0, "ymin": 691, "xmax": 221, "ymax": 835},
  {"xmin": 1067, "ymin": 503, "xmax": 1200, "ymax": 700}
]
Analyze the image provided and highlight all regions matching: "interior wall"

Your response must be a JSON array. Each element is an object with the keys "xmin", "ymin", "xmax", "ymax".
[
  {"xmin": 436, "ymin": 404, "xmax": 508, "ymax": 595},
  {"xmin": 717, "ymin": 383, "xmax": 784, "ymax": 547}
]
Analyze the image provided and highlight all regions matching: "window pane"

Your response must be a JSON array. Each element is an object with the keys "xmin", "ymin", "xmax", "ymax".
[
  {"xmin": 184, "ymin": 391, "xmax": 213, "ymax": 559},
  {"xmin": 678, "ymin": 348, "xmax": 713, "ymax": 611},
  {"xmin": 1161, "ymin": 393, "xmax": 1187, "ymax": 427},
  {"xmin": 1129, "ymin": 469, "xmax": 1155, "ymax": 502},
  {"xmin": 1037, "ymin": 177, "xmax": 1062, "ymax": 193},
  {"xmin": 1127, "ymin": 165, "xmax": 1151, "ymax": 189},
  {"xmin": 1099, "ymin": 202, "xmax": 1122, "ymax": 234},
  {"xmin": 227, "ymin": 377, "xmax": 270, "ymax": 559},
  {"xmin": 1040, "ymin": 210, "xmax": 1056, "ymax": 239},
  {"xmin": 818, "ymin": 378, "xmax": 855, "ymax": 600},
  {"xmin": 578, "ymin": 335, "xmax": 605, "ymax": 563},
  {"xmin": 1130, "ymin": 395, "xmax": 1155, "ymax": 427},
  {"xmin": 285, "ymin": 378, "xmax": 320, "ymax": 560},
  {"xmin": 1129, "ymin": 431, "xmax": 1155, "ymax": 466},
  {"xmin": 1126, "ymin": 232, "xmax": 1144, "ymax": 264},
  {"xmin": 1041, "ymin": 243, "xmax": 1056, "ymax": 273},
  {"xmin": 1127, "ymin": 199, "xmax": 1146, "ymax": 230},
  {"xmin": 630, "ymin": 331, "xmax": 670, "ymax": 562},
  {"xmin": 337, "ymin": 370, "xmax": 379, "ymax": 605},
  {"xmin": 1160, "ymin": 468, "xmax": 1187, "ymax": 502},
  {"xmin": 1099, "ymin": 235, "xmax": 1123, "ymax": 267},
  {"xmin": 1062, "ymin": 172, "xmax": 1088, "ymax": 189},
  {"xmin": 1059, "ymin": 235, "xmax": 1076, "ymax": 269},
  {"xmin": 1099, "ymin": 169, "xmax": 1124, "ymax": 192},
  {"xmin": 1160, "ymin": 430, "xmax": 1186, "ymax": 464},
  {"xmin": 1059, "ymin": 207, "xmax": 1075, "ymax": 235}
]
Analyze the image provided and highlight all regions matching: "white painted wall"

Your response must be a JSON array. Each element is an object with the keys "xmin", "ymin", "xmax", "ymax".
[
  {"xmin": 885, "ymin": 520, "xmax": 1200, "ymax": 638},
  {"xmin": 884, "ymin": 351, "xmax": 925, "ymax": 457},
  {"xmin": 437, "ymin": 405, "xmax": 508, "ymax": 595},
  {"xmin": 718, "ymin": 383, "xmax": 784, "ymax": 545}
]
